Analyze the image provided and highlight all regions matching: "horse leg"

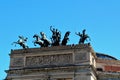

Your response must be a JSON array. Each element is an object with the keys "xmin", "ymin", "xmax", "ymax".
[{"xmin": 34, "ymin": 42, "xmax": 37, "ymax": 46}]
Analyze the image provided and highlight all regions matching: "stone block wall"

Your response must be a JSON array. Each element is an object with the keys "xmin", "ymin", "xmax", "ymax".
[{"xmin": 6, "ymin": 44, "xmax": 97, "ymax": 80}]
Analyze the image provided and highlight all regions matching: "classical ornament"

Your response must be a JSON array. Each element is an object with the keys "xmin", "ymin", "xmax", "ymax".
[
  {"xmin": 50, "ymin": 26, "xmax": 61, "ymax": 46},
  {"xmin": 33, "ymin": 34, "xmax": 44, "ymax": 47},
  {"xmin": 40, "ymin": 32, "xmax": 51, "ymax": 47},
  {"xmin": 12, "ymin": 36, "xmax": 29, "ymax": 49},
  {"xmin": 62, "ymin": 31, "xmax": 70, "ymax": 45},
  {"xmin": 75, "ymin": 29, "xmax": 91, "ymax": 44},
  {"xmin": 33, "ymin": 32, "xmax": 51, "ymax": 47},
  {"xmin": 12, "ymin": 26, "xmax": 91, "ymax": 49},
  {"xmin": 26, "ymin": 54, "xmax": 72, "ymax": 67}
]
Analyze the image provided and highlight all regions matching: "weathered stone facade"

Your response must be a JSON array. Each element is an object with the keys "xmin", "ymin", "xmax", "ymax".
[{"xmin": 5, "ymin": 44, "xmax": 120, "ymax": 80}]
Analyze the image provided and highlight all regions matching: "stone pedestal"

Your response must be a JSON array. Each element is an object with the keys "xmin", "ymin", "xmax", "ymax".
[{"xmin": 5, "ymin": 44, "xmax": 97, "ymax": 80}]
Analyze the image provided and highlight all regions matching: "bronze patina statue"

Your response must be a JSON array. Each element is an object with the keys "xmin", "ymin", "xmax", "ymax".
[
  {"xmin": 12, "ymin": 26, "xmax": 91, "ymax": 49},
  {"xmin": 33, "ymin": 32, "xmax": 51, "ymax": 47},
  {"xmin": 62, "ymin": 31, "xmax": 70, "ymax": 45},
  {"xmin": 50, "ymin": 26, "xmax": 61, "ymax": 46},
  {"xmin": 12, "ymin": 36, "xmax": 29, "ymax": 49},
  {"xmin": 76, "ymin": 29, "xmax": 91, "ymax": 44},
  {"xmin": 33, "ymin": 34, "xmax": 44, "ymax": 47},
  {"xmin": 40, "ymin": 32, "xmax": 51, "ymax": 47},
  {"xmin": 50, "ymin": 26, "xmax": 56, "ymax": 43}
]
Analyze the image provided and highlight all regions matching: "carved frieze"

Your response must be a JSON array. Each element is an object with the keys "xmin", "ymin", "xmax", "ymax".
[{"xmin": 26, "ymin": 54, "xmax": 73, "ymax": 67}]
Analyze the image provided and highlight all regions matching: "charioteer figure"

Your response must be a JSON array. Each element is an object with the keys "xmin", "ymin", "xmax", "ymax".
[
  {"xmin": 50, "ymin": 26, "xmax": 56, "ymax": 43},
  {"xmin": 50, "ymin": 26, "xmax": 61, "ymax": 46},
  {"xmin": 76, "ymin": 29, "xmax": 91, "ymax": 44}
]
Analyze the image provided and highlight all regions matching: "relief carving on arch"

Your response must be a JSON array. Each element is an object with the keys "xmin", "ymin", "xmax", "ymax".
[{"xmin": 26, "ymin": 54, "xmax": 73, "ymax": 67}]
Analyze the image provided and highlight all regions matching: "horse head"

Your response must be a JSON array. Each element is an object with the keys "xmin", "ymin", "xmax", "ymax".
[
  {"xmin": 65, "ymin": 31, "xmax": 70, "ymax": 36},
  {"xmin": 62, "ymin": 31, "xmax": 70, "ymax": 45},
  {"xmin": 33, "ymin": 34, "xmax": 39, "ymax": 38}
]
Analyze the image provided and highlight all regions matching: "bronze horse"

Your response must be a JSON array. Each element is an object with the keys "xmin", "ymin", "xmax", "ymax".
[
  {"xmin": 62, "ymin": 31, "xmax": 70, "ymax": 45},
  {"xmin": 33, "ymin": 34, "xmax": 44, "ymax": 47},
  {"xmin": 12, "ymin": 36, "xmax": 29, "ymax": 49}
]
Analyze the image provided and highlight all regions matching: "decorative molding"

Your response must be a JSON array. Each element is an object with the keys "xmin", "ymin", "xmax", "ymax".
[
  {"xmin": 7, "ymin": 65, "xmax": 91, "ymax": 75},
  {"xmin": 98, "ymin": 71, "xmax": 120, "ymax": 79},
  {"xmin": 10, "ymin": 44, "xmax": 92, "ymax": 54},
  {"xmin": 97, "ymin": 59, "xmax": 120, "ymax": 65}
]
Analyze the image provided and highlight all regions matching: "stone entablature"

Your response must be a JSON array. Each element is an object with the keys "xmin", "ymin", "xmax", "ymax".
[
  {"xmin": 11, "ymin": 44, "xmax": 94, "ymax": 54},
  {"xmin": 6, "ymin": 65, "xmax": 97, "ymax": 80},
  {"xmin": 10, "ymin": 44, "xmax": 94, "ymax": 54},
  {"xmin": 6, "ymin": 44, "xmax": 97, "ymax": 80},
  {"xmin": 7, "ymin": 65, "xmax": 91, "ymax": 75},
  {"xmin": 9, "ymin": 44, "xmax": 96, "ymax": 69}
]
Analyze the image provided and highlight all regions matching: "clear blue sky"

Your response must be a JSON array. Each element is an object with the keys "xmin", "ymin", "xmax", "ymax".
[{"xmin": 1, "ymin": 0, "xmax": 120, "ymax": 79}]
